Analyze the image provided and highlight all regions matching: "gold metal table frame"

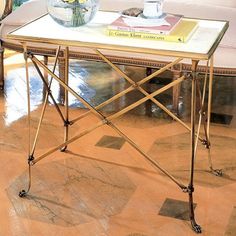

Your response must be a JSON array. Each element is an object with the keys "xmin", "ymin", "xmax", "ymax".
[{"xmin": 7, "ymin": 12, "xmax": 229, "ymax": 234}]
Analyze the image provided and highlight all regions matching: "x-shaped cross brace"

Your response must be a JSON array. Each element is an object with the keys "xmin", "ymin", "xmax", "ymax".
[{"xmin": 19, "ymin": 45, "xmax": 222, "ymax": 234}]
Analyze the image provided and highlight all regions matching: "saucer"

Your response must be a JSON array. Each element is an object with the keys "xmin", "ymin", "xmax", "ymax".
[{"xmin": 139, "ymin": 13, "xmax": 166, "ymax": 19}]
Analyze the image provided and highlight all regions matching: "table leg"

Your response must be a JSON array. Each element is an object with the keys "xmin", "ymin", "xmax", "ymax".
[
  {"xmin": 61, "ymin": 47, "xmax": 70, "ymax": 152},
  {"xmin": 19, "ymin": 46, "xmax": 62, "ymax": 197},
  {"xmin": 188, "ymin": 60, "xmax": 201, "ymax": 233},
  {"xmin": 19, "ymin": 44, "xmax": 33, "ymax": 197},
  {"xmin": 205, "ymin": 56, "xmax": 223, "ymax": 176}
]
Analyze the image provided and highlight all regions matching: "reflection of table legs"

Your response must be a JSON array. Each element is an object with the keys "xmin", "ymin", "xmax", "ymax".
[
  {"xmin": 0, "ymin": 45, "xmax": 4, "ymax": 89},
  {"xmin": 19, "ymin": 45, "xmax": 222, "ymax": 233}
]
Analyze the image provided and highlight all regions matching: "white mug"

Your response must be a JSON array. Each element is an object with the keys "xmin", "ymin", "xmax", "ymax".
[{"xmin": 143, "ymin": 0, "xmax": 164, "ymax": 18}]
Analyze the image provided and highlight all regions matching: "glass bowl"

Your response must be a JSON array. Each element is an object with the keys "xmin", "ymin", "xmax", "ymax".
[{"xmin": 47, "ymin": 0, "xmax": 99, "ymax": 27}]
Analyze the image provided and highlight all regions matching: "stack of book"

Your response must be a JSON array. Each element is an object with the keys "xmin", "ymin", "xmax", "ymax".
[{"xmin": 107, "ymin": 13, "xmax": 198, "ymax": 43}]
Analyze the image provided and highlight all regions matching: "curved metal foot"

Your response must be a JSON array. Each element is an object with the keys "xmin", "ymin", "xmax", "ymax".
[
  {"xmin": 19, "ymin": 189, "xmax": 27, "ymax": 198},
  {"xmin": 19, "ymin": 163, "xmax": 32, "ymax": 198},
  {"xmin": 211, "ymin": 168, "xmax": 223, "ymax": 176},
  {"xmin": 188, "ymin": 184, "xmax": 201, "ymax": 234},
  {"xmin": 191, "ymin": 220, "xmax": 202, "ymax": 234},
  {"xmin": 60, "ymin": 146, "xmax": 67, "ymax": 152}
]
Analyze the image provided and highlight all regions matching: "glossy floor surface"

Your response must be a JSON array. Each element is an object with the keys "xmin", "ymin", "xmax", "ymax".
[{"xmin": 0, "ymin": 54, "xmax": 236, "ymax": 236}]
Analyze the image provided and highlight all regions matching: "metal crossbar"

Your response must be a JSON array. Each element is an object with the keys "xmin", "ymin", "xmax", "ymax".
[{"xmin": 29, "ymin": 53, "xmax": 187, "ymax": 189}]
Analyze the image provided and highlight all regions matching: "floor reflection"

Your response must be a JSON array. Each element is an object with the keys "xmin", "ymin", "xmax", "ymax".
[
  {"xmin": 3, "ymin": 59, "xmax": 236, "ymax": 128},
  {"xmin": 3, "ymin": 60, "xmax": 127, "ymax": 126}
]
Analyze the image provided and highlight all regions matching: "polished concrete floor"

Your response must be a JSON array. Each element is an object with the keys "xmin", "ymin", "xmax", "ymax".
[{"xmin": 0, "ymin": 54, "xmax": 236, "ymax": 236}]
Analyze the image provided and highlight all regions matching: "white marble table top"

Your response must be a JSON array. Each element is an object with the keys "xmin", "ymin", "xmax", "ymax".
[{"xmin": 7, "ymin": 11, "xmax": 228, "ymax": 60}]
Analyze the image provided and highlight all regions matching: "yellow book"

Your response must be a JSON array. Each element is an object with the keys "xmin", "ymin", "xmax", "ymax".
[{"xmin": 107, "ymin": 19, "xmax": 198, "ymax": 43}]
